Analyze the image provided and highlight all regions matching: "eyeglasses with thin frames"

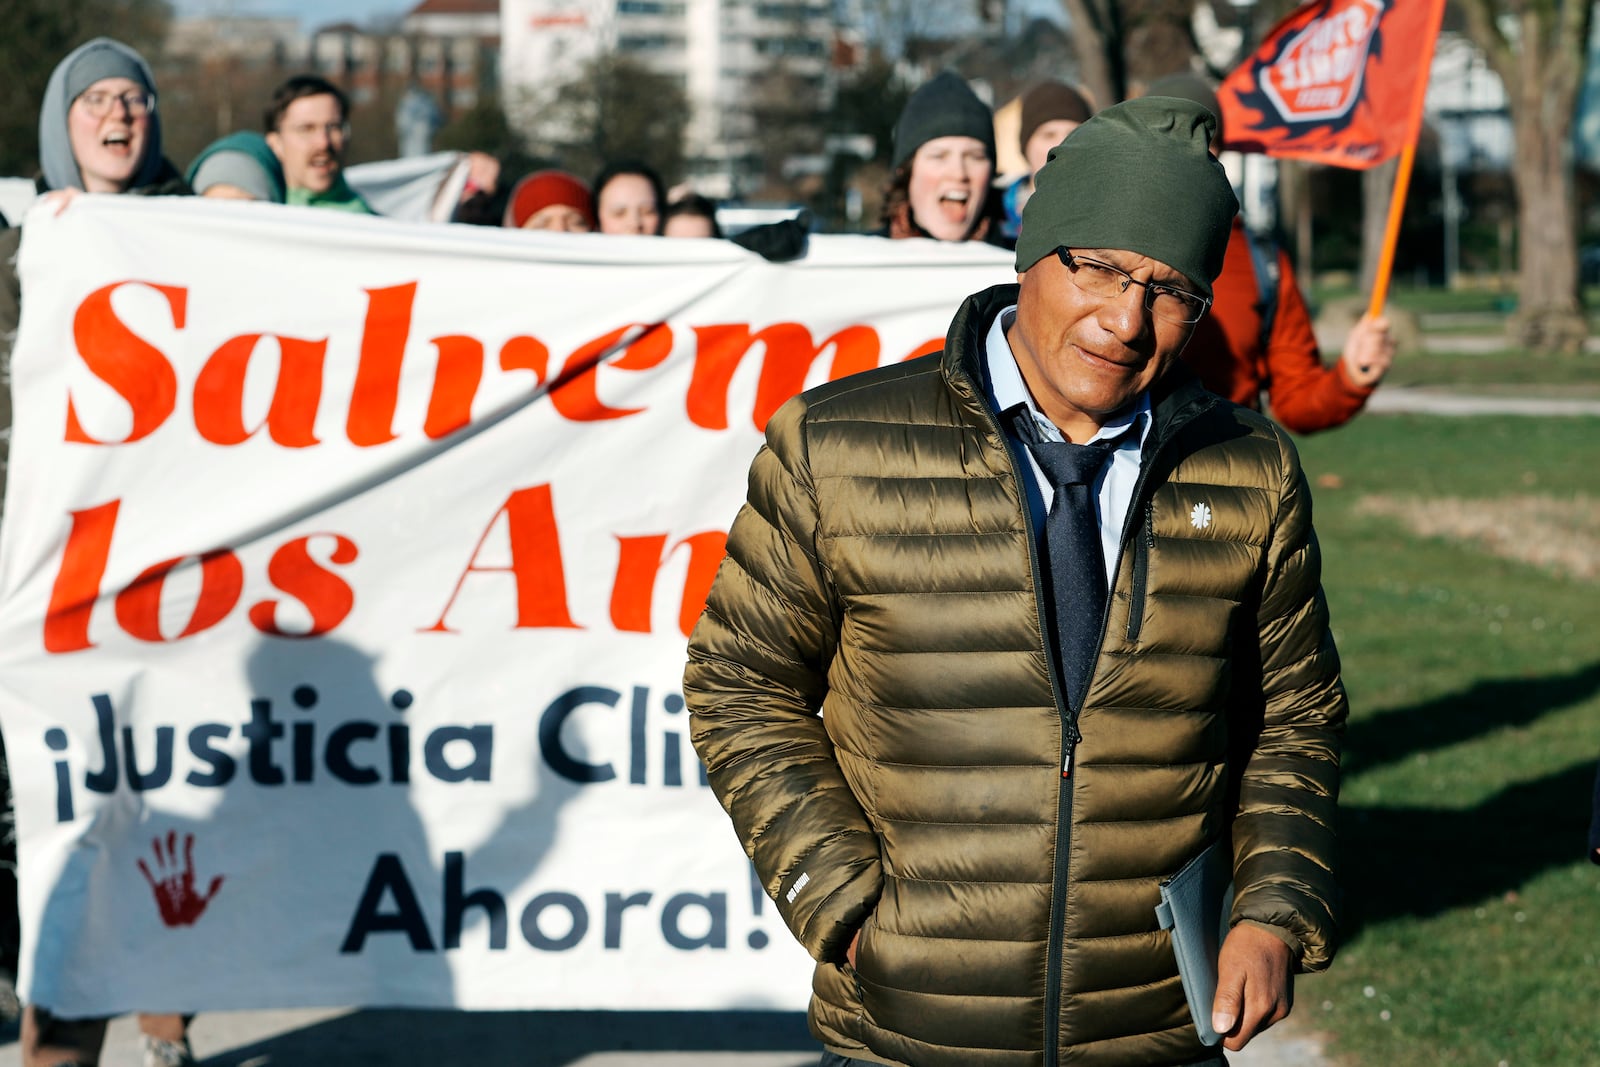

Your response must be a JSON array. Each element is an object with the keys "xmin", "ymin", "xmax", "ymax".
[
  {"xmin": 283, "ymin": 122, "xmax": 351, "ymax": 142},
  {"xmin": 1055, "ymin": 248, "xmax": 1211, "ymax": 325},
  {"xmin": 75, "ymin": 90, "xmax": 156, "ymax": 119}
]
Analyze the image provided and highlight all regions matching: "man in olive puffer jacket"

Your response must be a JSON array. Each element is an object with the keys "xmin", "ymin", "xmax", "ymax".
[{"xmin": 686, "ymin": 97, "xmax": 1347, "ymax": 1067}]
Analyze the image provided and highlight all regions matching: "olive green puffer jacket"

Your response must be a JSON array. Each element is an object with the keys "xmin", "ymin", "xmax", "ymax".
[{"xmin": 685, "ymin": 284, "xmax": 1346, "ymax": 1067}]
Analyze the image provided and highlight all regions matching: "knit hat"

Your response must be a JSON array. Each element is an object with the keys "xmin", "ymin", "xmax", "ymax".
[
  {"xmin": 891, "ymin": 71, "xmax": 996, "ymax": 170},
  {"xmin": 1144, "ymin": 72, "xmax": 1223, "ymax": 142},
  {"xmin": 1018, "ymin": 81, "xmax": 1094, "ymax": 153},
  {"xmin": 64, "ymin": 44, "xmax": 154, "ymax": 103},
  {"xmin": 505, "ymin": 169, "xmax": 595, "ymax": 228},
  {"xmin": 1014, "ymin": 97, "xmax": 1238, "ymax": 297},
  {"xmin": 187, "ymin": 131, "xmax": 285, "ymax": 202},
  {"xmin": 38, "ymin": 37, "xmax": 165, "ymax": 192}
]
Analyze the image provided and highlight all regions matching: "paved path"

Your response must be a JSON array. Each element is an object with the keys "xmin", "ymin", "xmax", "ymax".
[
  {"xmin": 0, "ymin": 1005, "xmax": 1331, "ymax": 1066},
  {"xmin": 1420, "ymin": 332, "xmax": 1600, "ymax": 354},
  {"xmin": 1365, "ymin": 386, "xmax": 1600, "ymax": 417}
]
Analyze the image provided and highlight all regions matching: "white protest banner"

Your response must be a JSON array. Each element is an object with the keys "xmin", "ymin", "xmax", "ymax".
[
  {"xmin": 0, "ymin": 198, "xmax": 1013, "ymax": 1016},
  {"xmin": 346, "ymin": 151, "xmax": 470, "ymax": 222}
]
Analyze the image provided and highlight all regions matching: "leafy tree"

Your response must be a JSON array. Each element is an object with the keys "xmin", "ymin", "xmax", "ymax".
[
  {"xmin": 1459, "ymin": 0, "xmax": 1593, "ymax": 353},
  {"xmin": 830, "ymin": 53, "xmax": 912, "ymax": 168},
  {"xmin": 537, "ymin": 54, "xmax": 688, "ymax": 184},
  {"xmin": 0, "ymin": 0, "xmax": 173, "ymax": 177}
]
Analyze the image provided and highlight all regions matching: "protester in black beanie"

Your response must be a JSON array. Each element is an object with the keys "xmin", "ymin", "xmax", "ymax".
[{"xmin": 879, "ymin": 71, "xmax": 1002, "ymax": 244}]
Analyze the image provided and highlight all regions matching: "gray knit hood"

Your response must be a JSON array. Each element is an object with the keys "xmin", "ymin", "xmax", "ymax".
[{"xmin": 38, "ymin": 37, "xmax": 164, "ymax": 192}]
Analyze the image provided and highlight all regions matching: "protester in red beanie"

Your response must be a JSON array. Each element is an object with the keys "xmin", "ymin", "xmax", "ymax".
[{"xmin": 503, "ymin": 169, "xmax": 594, "ymax": 233}]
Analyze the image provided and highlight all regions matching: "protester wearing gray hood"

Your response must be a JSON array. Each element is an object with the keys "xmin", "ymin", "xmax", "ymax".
[
  {"xmin": 35, "ymin": 36, "xmax": 187, "ymax": 196},
  {"xmin": 7, "ymin": 36, "xmax": 197, "ymax": 1067},
  {"xmin": 0, "ymin": 35, "xmax": 189, "ymax": 399}
]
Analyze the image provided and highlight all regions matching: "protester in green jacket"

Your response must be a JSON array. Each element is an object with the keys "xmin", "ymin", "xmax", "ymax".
[
  {"xmin": 686, "ymin": 98, "xmax": 1347, "ymax": 1067},
  {"xmin": 264, "ymin": 74, "xmax": 375, "ymax": 214},
  {"xmin": 186, "ymin": 131, "xmax": 286, "ymax": 202}
]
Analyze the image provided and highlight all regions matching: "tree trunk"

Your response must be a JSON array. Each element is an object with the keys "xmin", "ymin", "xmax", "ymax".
[
  {"xmin": 1458, "ymin": 0, "xmax": 1591, "ymax": 354},
  {"xmin": 1276, "ymin": 159, "xmax": 1312, "ymax": 273},
  {"xmin": 1059, "ymin": 0, "xmax": 1120, "ymax": 107},
  {"xmin": 1505, "ymin": 14, "xmax": 1586, "ymax": 354}
]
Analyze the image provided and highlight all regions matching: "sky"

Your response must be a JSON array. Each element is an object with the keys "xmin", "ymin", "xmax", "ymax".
[
  {"xmin": 170, "ymin": 0, "xmax": 1066, "ymax": 34},
  {"xmin": 170, "ymin": 0, "xmax": 414, "ymax": 32}
]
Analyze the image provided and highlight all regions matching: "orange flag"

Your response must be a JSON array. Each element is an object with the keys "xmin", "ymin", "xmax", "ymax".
[{"xmin": 1217, "ymin": 0, "xmax": 1447, "ymax": 169}]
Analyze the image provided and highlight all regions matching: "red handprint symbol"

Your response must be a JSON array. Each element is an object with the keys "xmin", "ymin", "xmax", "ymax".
[{"xmin": 138, "ymin": 831, "xmax": 224, "ymax": 928}]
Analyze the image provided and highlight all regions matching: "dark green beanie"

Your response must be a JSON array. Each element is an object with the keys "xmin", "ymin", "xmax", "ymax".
[
  {"xmin": 1014, "ymin": 96, "xmax": 1238, "ymax": 298},
  {"xmin": 891, "ymin": 71, "xmax": 996, "ymax": 170}
]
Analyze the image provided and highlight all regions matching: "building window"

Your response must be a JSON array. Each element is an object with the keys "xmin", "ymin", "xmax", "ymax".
[
  {"xmin": 618, "ymin": 1, "xmax": 687, "ymax": 14},
  {"xmin": 618, "ymin": 34, "xmax": 684, "ymax": 51},
  {"xmin": 755, "ymin": 3, "xmax": 818, "ymax": 20},
  {"xmin": 754, "ymin": 37, "xmax": 824, "ymax": 57}
]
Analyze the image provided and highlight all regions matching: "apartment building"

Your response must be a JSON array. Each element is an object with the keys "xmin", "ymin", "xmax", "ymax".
[
  {"xmin": 311, "ymin": 0, "xmax": 499, "ymax": 115},
  {"xmin": 502, "ymin": 0, "xmax": 837, "ymax": 197}
]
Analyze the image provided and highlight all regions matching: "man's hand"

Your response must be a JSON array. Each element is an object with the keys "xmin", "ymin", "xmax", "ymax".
[
  {"xmin": 1339, "ymin": 312, "xmax": 1396, "ymax": 388},
  {"xmin": 845, "ymin": 928, "xmax": 860, "ymax": 967},
  {"xmin": 1211, "ymin": 922, "xmax": 1294, "ymax": 1051},
  {"xmin": 462, "ymin": 151, "xmax": 500, "ymax": 198}
]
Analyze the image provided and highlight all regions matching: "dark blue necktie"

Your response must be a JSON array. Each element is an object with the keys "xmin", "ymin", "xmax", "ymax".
[{"xmin": 1013, "ymin": 413, "xmax": 1135, "ymax": 743}]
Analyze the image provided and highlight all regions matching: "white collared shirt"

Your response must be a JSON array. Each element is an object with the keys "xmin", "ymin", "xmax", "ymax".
[{"xmin": 983, "ymin": 305, "xmax": 1151, "ymax": 583}]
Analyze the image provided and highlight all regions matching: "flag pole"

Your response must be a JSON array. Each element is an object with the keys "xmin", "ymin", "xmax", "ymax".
[{"xmin": 1366, "ymin": 0, "xmax": 1448, "ymax": 319}]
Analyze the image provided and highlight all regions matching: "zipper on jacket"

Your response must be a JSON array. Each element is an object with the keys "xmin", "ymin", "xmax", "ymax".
[
  {"xmin": 1044, "ymin": 758, "xmax": 1073, "ymax": 1067},
  {"xmin": 1125, "ymin": 502, "xmax": 1154, "ymax": 642},
  {"xmin": 978, "ymin": 405, "xmax": 1076, "ymax": 1067},
  {"xmin": 960, "ymin": 345, "xmax": 1218, "ymax": 1066}
]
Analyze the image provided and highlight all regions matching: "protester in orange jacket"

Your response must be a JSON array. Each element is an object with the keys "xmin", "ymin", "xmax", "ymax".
[{"xmin": 1147, "ymin": 73, "xmax": 1394, "ymax": 433}]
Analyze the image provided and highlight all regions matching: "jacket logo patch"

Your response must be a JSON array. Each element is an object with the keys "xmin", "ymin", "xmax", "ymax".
[
  {"xmin": 785, "ymin": 872, "xmax": 810, "ymax": 903},
  {"xmin": 1189, "ymin": 502, "xmax": 1214, "ymax": 530}
]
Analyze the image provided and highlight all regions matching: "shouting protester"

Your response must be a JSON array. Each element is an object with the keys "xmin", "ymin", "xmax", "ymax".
[
  {"xmin": 7, "ymin": 38, "xmax": 198, "ymax": 1067},
  {"xmin": 264, "ymin": 75, "xmax": 375, "ymax": 215},
  {"xmin": 36, "ymin": 37, "xmax": 186, "ymax": 199},
  {"xmin": 879, "ymin": 71, "xmax": 1004, "ymax": 245},
  {"xmin": 686, "ymin": 97, "xmax": 1347, "ymax": 1066}
]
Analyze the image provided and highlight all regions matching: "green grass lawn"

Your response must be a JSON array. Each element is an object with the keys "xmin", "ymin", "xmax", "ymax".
[
  {"xmin": 1309, "ymin": 281, "xmax": 1600, "ymax": 332},
  {"xmin": 1289, "ymin": 414, "xmax": 1600, "ymax": 1065},
  {"xmin": 1382, "ymin": 349, "xmax": 1600, "ymax": 395}
]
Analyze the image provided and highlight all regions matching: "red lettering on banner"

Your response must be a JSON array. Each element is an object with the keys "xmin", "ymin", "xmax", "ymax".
[
  {"xmin": 114, "ymin": 549, "xmax": 245, "ymax": 642},
  {"xmin": 423, "ymin": 336, "xmax": 484, "ymax": 439},
  {"xmin": 41, "ymin": 499, "xmax": 361, "ymax": 651},
  {"xmin": 248, "ymin": 535, "xmax": 360, "ymax": 637},
  {"xmin": 610, "ymin": 532, "xmax": 727, "ymax": 637},
  {"xmin": 193, "ymin": 334, "xmax": 326, "ymax": 447},
  {"xmin": 424, "ymin": 484, "xmax": 580, "ymax": 633},
  {"xmin": 44, "ymin": 500, "xmax": 122, "ymax": 652},
  {"xmin": 499, "ymin": 336, "xmax": 551, "ymax": 383},
  {"xmin": 66, "ymin": 282, "xmax": 185, "ymax": 445},
  {"xmin": 346, "ymin": 284, "xmax": 417, "ymax": 447},
  {"xmin": 686, "ymin": 324, "xmax": 880, "ymax": 431},
  {"xmin": 550, "ymin": 324, "xmax": 674, "ymax": 422},
  {"xmin": 58, "ymin": 277, "xmax": 943, "ymax": 446}
]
